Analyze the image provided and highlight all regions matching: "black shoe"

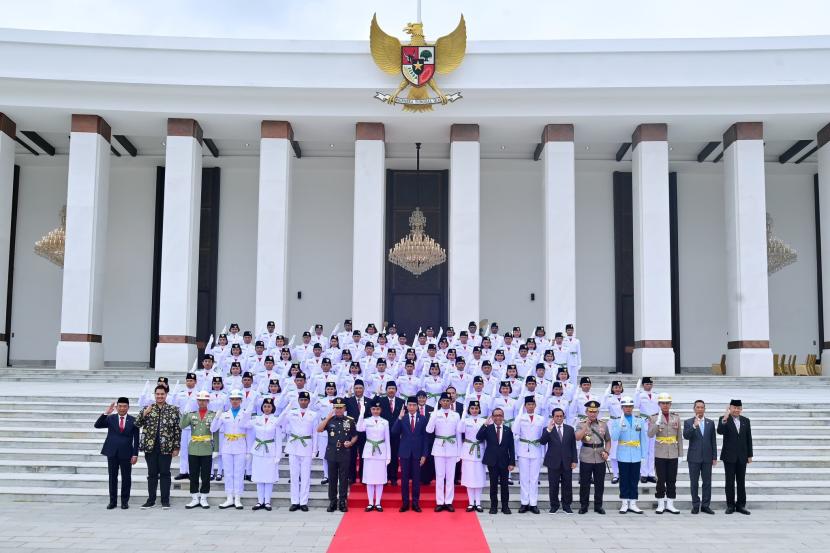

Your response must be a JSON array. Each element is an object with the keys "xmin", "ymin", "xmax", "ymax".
[
  {"xmin": 725, "ymin": 506, "xmax": 735, "ymax": 514},
  {"xmin": 327, "ymin": 501, "xmax": 337, "ymax": 513},
  {"xmin": 321, "ymin": 478, "xmax": 329, "ymax": 485},
  {"xmin": 244, "ymin": 475, "xmax": 252, "ymax": 481},
  {"xmin": 507, "ymin": 478, "xmax": 514, "ymax": 485},
  {"xmin": 339, "ymin": 501, "xmax": 348, "ymax": 512},
  {"xmin": 106, "ymin": 503, "xmax": 117, "ymax": 510},
  {"xmin": 413, "ymin": 504, "xmax": 422, "ymax": 513},
  {"xmin": 210, "ymin": 473, "xmax": 216, "ymax": 481},
  {"xmin": 140, "ymin": 500, "xmax": 156, "ymax": 510},
  {"xmin": 501, "ymin": 507, "xmax": 512, "ymax": 514},
  {"xmin": 489, "ymin": 507, "xmax": 498, "ymax": 514},
  {"xmin": 647, "ymin": 476, "xmax": 657, "ymax": 484},
  {"xmin": 375, "ymin": 506, "xmax": 383, "ymax": 512},
  {"xmin": 252, "ymin": 503, "xmax": 263, "ymax": 511},
  {"xmin": 161, "ymin": 503, "xmax": 171, "ymax": 510},
  {"xmin": 174, "ymin": 473, "xmax": 189, "ymax": 481},
  {"xmin": 701, "ymin": 506, "xmax": 715, "ymax": 515},
  {"xmin": 475, "ymin": 506, "xmax": 483, "ymax": 513},
  {"xmin": 518, "ymin": 504, "xmax": 528, "ymax": 513},
  {"xmin": 300, "ymin": 505, "xmax": 308, "ymax": 512},
  {"xmin": 737, "ymin": 507, "xmax": 751, "ymax": 515},
  {"xmin": 264, "ymin": 504, "xmax": 272, "ymax": 511},
  {"xmin": 640, "ymin": 476, "xmax": 648, "ymax": 484},
  {"xmin": 289, "ymin": 504, "xmax": 300, "ymax": 512},
  {"xmin": 434, "ymin": 505, "xmax": 444, "ymax": 512},
  {"xmin": 563, "ymin": 505, "xmax": 573, "ymax": 514},
  {"xmin": 691, "ymin": 506, "xmax": 700, "ymax": 514},
  {"xmin": 365, "ymin": 505, "xmax": 375, "ymax": 512},
  {"xmin": 578, "ymin": 506, "xmax": 588, "ymax": 514},
  {"xmin": 530, "ymin": 506, "xmax": 540, "ymax": 514},
  {"xmin": 550, "ymin": 504, "xmax": 560, "ymax": 513},
  {"xmin": 594, "ymin": 507, "xmax": 606, "ymax": 515},
  {"xmin": 445, "ymin": 505, "xmax": 455, "ymax": 512},
  {"xmin": 611, "ymin": 477, "xmax": 620, "ymax": 484},
  {"xmin": 466, "ymin": 505, "xmax": 475, "ymax": 512},
  {"xmin": 121, "ymin": 503, "xmax": 129, "ymax": 510},
  {"xmin": 215, "ymin": 474, "xmax": 223, "ymax": 482},
  {"xmin": 400, "ymin": 505, "xmax": 410, "ymax": 513}
]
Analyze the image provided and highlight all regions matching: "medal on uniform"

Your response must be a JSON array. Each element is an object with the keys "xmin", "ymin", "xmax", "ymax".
[{"xmin": 330, "ymin": 431, "xmax": 335, "ymax": 437}]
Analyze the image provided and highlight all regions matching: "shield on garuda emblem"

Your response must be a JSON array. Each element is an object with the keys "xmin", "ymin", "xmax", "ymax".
[{"xmin": 401, "ymin": 45, "xmax": 435, "ymax": 87}]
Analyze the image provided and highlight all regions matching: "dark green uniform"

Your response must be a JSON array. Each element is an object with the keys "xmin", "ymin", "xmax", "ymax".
[{"xmin": 324, "ymin": 414, "xmax": 357, "ymax": 509}]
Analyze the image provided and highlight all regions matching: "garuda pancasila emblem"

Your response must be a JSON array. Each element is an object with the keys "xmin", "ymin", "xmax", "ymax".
[{"xmin": 370, "ymin": 13, "xmax": 466, "ymax": 112}]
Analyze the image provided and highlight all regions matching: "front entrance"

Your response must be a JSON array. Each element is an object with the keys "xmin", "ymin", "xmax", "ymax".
[{"xmin": 384, "ymin": 169, "xmax": 449, "ymax": 339}]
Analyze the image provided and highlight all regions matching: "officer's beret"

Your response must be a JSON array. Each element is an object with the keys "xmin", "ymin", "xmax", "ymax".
[
  {"xmin": 428, "ymin": 344, "xmax": 437, "ymax": 350},
  {"xmin": 157, "ymin": 377, "xmax": 169, "ymax": 384},
  {"xmin": 446, "ymin": 326, "xmax": 454, "ymax": 332},
  {"xmin": 468, "ymin": 321, "xmax": 477, "ymax": 327},
  {"xmin": 365, "ymin": 342, "xmax": 374, "ymax": 348},
  {"xmin": 507, "ymin": 364, "xmax": 517, "ymax": 370},
  {"xmin": 490, "ymin": 322, "xmax": 499, "ymax": 328},
  {"xmin": 269, "ymin": 379, "xmax": 280, "ymax": 386},
  {"xmin": 536, "ymin": 362, "xmax": 545, "ymax": 369},
  {"xmin": 504, "ymin": 332, "xmax": 512, "ymax": 338},
  {"xmin": 267, "ymin": 321, "xmax": 275, "ymax": 326},
  {"xmin": 557, "ymin": 366, "xmax": 569, "ymax": 374},
  {"xmin": 405, "ymin": 359, "xmax": 415, "ymax": 366},
  {"xmin": 261, "ymin": 397, "xmax": 275, "ymax": 408},
  {"xmin": 459, "ymin": 331, "xmax": 468, "ymax": 337},
  {"xmin": 315, "ymin": 324, "xmax": 323, "ymax": 329},
  {"xmin": 353, "ymin": 330, "xmax": 361, "ymax": 336},
  {"xmin": 367, "ymin": 323, "xmax": 377, "ymax": 330},
  {"xmin": 473, "ymin": 346, "xmax": 482, "ymax": 352},
  {"xmin": 231, "ymin": 361, "xmax": 241, "ymax": 368},
  {"xmin": 519, "ymin": 344, "xmax": 528, "ymax": 350},
  {"xmin": 325, "ymin": 382, "xmax": 336, "ymax": 389},
  {"xmin": 554, "ymin": 332, "xmax": 563, "ymax": 338},
  {"xmin": 376, "ymin": 358, "xmax": 386, "ymax": 365},
  {"xmin": 369, "ymin": 397, "xmax": 382, "ymax": 408},
  {"xmin": 500, "ymin": 381, "xmax": 512, "ymax": 390},
  {"xmin": 313, "ymin": 342, "xmax": 323, "ymax": 349},
  {"xmin": 229, "ymin": 323, "xmax": 240, "ymax": 329},
  {"xmin": 291, "ymin": 362, "xmax": 301, "ymax": 368}
]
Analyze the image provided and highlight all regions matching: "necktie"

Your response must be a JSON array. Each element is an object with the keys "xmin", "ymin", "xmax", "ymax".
[
  {"xmin": 496, "ymin": 425, "xmax": 502, "ymax": 444},
  {"xmin": 420, "ymin": 407, "xmax": 424, "ymax": 416},
  {"xmin": 119, "ymin": 416, "xmax": 124, "ymax": 432},
  {"xmin": 558, "ymin": 425, "xmax": 563, "ymax": 440},
  {"xmin": 530, "ymin": 415, "xmax": 534, "ymax": 423},
  {"xmin": 410, "ymin": 415, "xmax": 415, "ymax": 432},
  {"xmin": 265, "ymin": 417, "xmax": 268, "ymax": 425}
]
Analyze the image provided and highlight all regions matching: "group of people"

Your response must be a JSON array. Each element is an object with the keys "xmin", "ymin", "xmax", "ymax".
[{"xmin": 96, "ymin": 319, "xmax": 755, "ymax": 517}]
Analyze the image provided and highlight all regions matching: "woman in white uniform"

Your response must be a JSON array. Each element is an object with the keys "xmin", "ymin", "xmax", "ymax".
[
  {"xmin": 356, "ymin": 398, "xmax": 391, "ymax": 511},
  {"xmin": 421, "ymin": 362, "xmax": 446, "ymax": 408},
  {"xmin": 458, "ymin": 400, "xmax": 487, "ymax": 512},
  {"xmin": 245, "ymin": 397, "xmax": 283, "ymax": 511}
]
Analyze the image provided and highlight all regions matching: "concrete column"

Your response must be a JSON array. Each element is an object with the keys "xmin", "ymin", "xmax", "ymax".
[
  {"xmin": 56, "ymin": 114, "xmax": 112, "ymax": 370},
  {"xmin": 449, "ymin": 124, "xmax": 480, "ymax": 328},
  {"xmin": 351, "ymin": 123, "xmax": 385, "ymax": 331},
  {"xmin": 816, "ymin": 124, "xmax": 830, "ymax": 362},
  {"xmin": 154, "ymin": 118, "xmax": 203, "ymax": 371},
  {"xmin": 541, "ymin": 124, "xmax": 576, "ymax": 335},
  {"xmin": 631, "ymin": 124, "xmax": 676, "ymax": 376},
  {"xmin": 723, "ymin": 122, "xmax": 773, "ymax": 376},
  {"xmin": 0, "ymin": 114, "xmax": 16, "ymax": 367},
  {"xmin": 255, "ymin": 121, "xmax": 293, "ymax": 333}
]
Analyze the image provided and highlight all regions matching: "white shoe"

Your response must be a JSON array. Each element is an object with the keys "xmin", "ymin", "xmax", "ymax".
[
  {"xmin": 628, "ymin": 501, "xmax": 643, "ymax": 514},
  {"xmin": 185, "ymin": 494, "xmax": 200, "ymax": 509},
  {"xmin": 219, "ymin": 497, "xmax": 234, "ymax": 509},
  {"xmin": 199, "ymin": 494, "xmax": 210, "ymax": 509},
  {"xmin": 656, "ymin": 498, "xmax": 665, "ymax": 514},
  {"xmin": 665, "ymin": 499, "xmax": 680, "ymax": 514},
  {"xmin": 619, "ymin": 499, "xmax": 628, "ymax": 514},
  {"xmin": 234, "ymin": 495, "xmax": 243, "ymax": 510}
]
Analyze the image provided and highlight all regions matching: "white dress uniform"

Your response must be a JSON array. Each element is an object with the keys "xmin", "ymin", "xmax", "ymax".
[
  {"xmin": 210, "ymin": 408, "xmax": 251, "ymax": 506},
  {"xmin": 421, "ymin": 375, "xmax": 447, "ymax": 407},
  {"xmin": 196, "ymin": 369, "xmax": 220, "ymax": 391},
  {"xmin": 564, "ymin": 335, "xmax": 582, "ymax": 379},
  {"xmin": 277, "ymin": 407, "xmax": 318, "ymax": 506},
  {"xmin": 457, "ymin": 415, "xmax": 487, "ymax": 506},
  {"xmin": 634, "ymin": 389, "xmax": 660, "ymax": 478},
  {"xmin": 356, "ymin": 412, "xmax": 391, "ymax": 506},
  {"xmin": 514, "ymin": 411, "xmax": 546, "ymax": 507},
  {"xmin": 464, "ymin": 392, "xmax": 493, "ymax": 417},
  {"xmin": 490, "ymin": 395, "xmax": 519, "ymax": 427},
  {"xmin": 396, "ymin": 372, "xmax": 421, "ymax": 399},
  {"xmin": 426, "ymin": 408, "xmax": 462, "ymax": 506},
  {"xmin": 244, "ymin": 414, "xmax": 282, "ymax": 491},
  {"xmin": 173, "ymin": 387, "xmax": 199, "ymax": 475},
  {"xmin": 448, "ymin": 371, "xmax": 473, "ymax": 401},
  {"xmin": 600, "ymin": 393, "xmax": 624, "ymax": 478}
]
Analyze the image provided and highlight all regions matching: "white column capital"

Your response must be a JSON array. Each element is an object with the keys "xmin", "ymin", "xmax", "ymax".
[{"xmin": 449, "ymin": 125, "xmax": 480, "ymax": 328}]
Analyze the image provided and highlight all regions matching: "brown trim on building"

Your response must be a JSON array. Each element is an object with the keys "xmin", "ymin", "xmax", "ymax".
[
  {"xmin": 0, "ymin": 113, "xmax": 16, "ymax": 139},
  {"xmin": 723, "ymin": 122, "xmax": 763, "ymax": 150},
  {"xmin": 60, "ymin": 333, "xmax": 103, "ymax": 343},
  {"xmin": 450, "ymin": 124, "xmax": 480, "ymax": 142},
  {"xmin": 727, "ymin": 340, "xmax": 770, "ymax": 349},
  {"xmin": 633, "ymin": 340, "xmax": 673, "ymax": 349},
  {"xmin": 71, "ymin": 115, "xmax": 111, "ymax": 143},
  {"xmin": 0, "ymin": 333, "xmax": 6, "ymax": 342},
  {"xmin": 355, "ymin": 122, "xmax": 385, "ymax": 141},
  {"xmin": 818, "ymin": 123, "xmax": 830, "ymax": 149},
  {"xmin": 631, "ymin": 123, "xmax": 667, "ymax": 148},
  {"xmin": 167, "ymin": 118, "xmax": 204, "ymax": 145},
  {"xmin": 541, "ymin": 124, "xmax": 574, "ymax": 143},
  {"xmin": 262, "ymin": 120, "xmax": 294, "ymax": 140},
  {"xmin": 823, "ymin": 341, "xmax": 830, "ymax": 351},
  {"xmin": 158, "ymin": 335, "xmax": 197, "ymax": 345}
]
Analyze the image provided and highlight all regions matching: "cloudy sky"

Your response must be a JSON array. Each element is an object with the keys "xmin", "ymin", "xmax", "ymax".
[{"xmin": 0, "ymin": 0, "xmax": 828, "ymax": 40}]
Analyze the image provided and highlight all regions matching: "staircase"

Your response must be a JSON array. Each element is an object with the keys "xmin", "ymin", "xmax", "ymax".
[{"xmin": 0, "ymin": 368, "xmax": 828, "ymax": 509}]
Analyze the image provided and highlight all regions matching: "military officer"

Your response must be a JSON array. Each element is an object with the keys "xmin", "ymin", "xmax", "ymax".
[
  {"xmin": 648, "ymin": 392, "xmax": 683, "ymax": 514},
  {"xmin": 209, "ymin": 389, "xmax": 250, "ymax": 510},
  {"xmin": 513, "ymin": 396, "xmax": 546, "ymax": 513},
  {"xmin": 610, "ymin": 396, "xmax": 649, "ymax": 514},
  {"xmin": 574, "ymin": 400, "xmax": 611, "ymax": 514},
  {"xmin": 319, "ymin": 397, "xmax": 358, "ymax": 512},
  {"xmin": 276, "ymin": 390, "xmax": 318, "ymax": 512},
  {"xmin": 180, "ymin": 390, "xmax": 218, "ymax": 509}
]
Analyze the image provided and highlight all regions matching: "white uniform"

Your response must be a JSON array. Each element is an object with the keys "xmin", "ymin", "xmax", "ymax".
[
  {"xmin": 564, "ymin": 335, "xmax": 582, "ymax": 380},
  {"xmin": 600, "ymin": 393, "xmax": 623, "ymax": 478},
  {"xmin": 277, "ymin": 407, "xmax": 318, "ymax": 506},
  {"xmin": 356, "ymin": 413, "xmax": 391, "ymax": 506},
  {"xmin": 457, "ymin": 415, "xmax": 486, "ymax": 507},
  {"xmin": 210, "ymin": 409, "xmax": 251, "ymax": 501},
  {"xmin": 635, "ymin": 389, "xmax": 660, "ymax": 478},
  {"xmin": 513, "ymin": 411, "xmax": 546, "ymax": 507},
  {"xmin": 426, "ymin": 408, "xmax": 461, "ymax": 506},
  {"xmin": 243, "ymin": 414, "xmax": 283, "ymax": 505}
]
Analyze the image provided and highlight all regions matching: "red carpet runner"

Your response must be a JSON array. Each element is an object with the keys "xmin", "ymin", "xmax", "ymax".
[{"xmin": 327, "ymin": 483, "xmax": 491, "ymax": 553}]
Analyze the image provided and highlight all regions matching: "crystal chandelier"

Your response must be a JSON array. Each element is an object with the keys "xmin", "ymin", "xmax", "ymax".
[
  {"xmin": 767, "ymin": 213, "xmax": 797, "ymax": 275},
  {"xmin": 387, "ymin": 143, "xmax": 447, "ymax": 277},
  {"xmin": 34, "ymin": 206, "xmax": 66, "ymax": 268}
]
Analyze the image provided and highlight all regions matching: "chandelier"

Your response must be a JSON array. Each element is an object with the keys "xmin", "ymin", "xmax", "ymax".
[
  {"xmin": 767, "ymin": 213, "xmax": 797, "ymax": 275},
  {"xmin": 388, "ymin": 142, "xmax": 447, "ymax": 277},
  {"xmin": 34, "ymin": 205, "xmax": 66, "ymax": 268}
]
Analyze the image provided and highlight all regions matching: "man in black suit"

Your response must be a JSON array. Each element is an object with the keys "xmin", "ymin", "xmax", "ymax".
[
  {"xmin": 94, "ymin": 397, "xmax": 139, "ymax": 509},
  {"xmin": 539, "ymin": 407, "xmax": 577, "ymax": 513},
  {"xmin": 345, "ymin": 379, "xmax": 369, "ymax": 483},
  {"xmin": 717, "ymin": 399, "xmax": 753, "ymax": 515},
  {"xmin": 476, "ymin": 407, "xmax": 516, "ymax": 514},
  {"xmin": 391, "ymin": 396, "xmax": 430, "ymax": 512},
  {"xmin": 380, "ymin": 381, "xmax": 404, "ymax": 485},
  {"xmin": 683, "ymin": 399, "xmax": 718, "ymax": 514}
]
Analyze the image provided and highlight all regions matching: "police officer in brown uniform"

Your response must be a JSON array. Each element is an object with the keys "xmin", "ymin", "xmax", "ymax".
[
  {"xmin": 648, "ymin": 393, "xmax": 683, "ymax": 514},
  {"xmin": 574, "ymin": 400, "xmax": 611, "ymax": 514},
  {"xmin": 318, "ymin": 397, "xmax": 358, "ymax": 512}
]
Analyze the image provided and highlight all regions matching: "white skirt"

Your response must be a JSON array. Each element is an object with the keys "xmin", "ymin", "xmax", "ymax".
[
  {"xmin": 251, "ymin": 455, "xmax": 280, "ymax": 484},
  {"xmin": 362, "ymin": 457, "xmax": 388, "ymax": 485},
  {"xmin": 461, "ymin": 459, "xmax": 486, "ymax": 488}
]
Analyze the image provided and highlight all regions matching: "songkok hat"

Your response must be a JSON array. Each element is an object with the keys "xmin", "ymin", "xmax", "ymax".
[
  {"xmin": 642, "ymin": 377, "xmax": 653, "ymax": 384},
  {"xmin": 730, "ymin": 399, "xmax": 742, "ymax": 407},
  {"xmin": 298, "ymin": 391, "xmax": 310, "ymax": 400},
  {"xmin": 186, "ymin": 372, "xmax": 196, "ymax": 380},
  {"xmin": 439, "ymin": 392, "xmax": 451, "ymax": 401},
  {"xmin": 580, "ymin": 376, "xmax": 591, "ymax": 385}
]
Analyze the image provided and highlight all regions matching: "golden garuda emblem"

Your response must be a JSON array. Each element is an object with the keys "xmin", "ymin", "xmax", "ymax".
[{"xmin": 370, "ymin": 13, "xmax": 466, "ymax": 112}]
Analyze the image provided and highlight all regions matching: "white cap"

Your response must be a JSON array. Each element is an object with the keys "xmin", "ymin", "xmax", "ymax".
[
  {"xmin": 196, "ymin": 390, "xmax": 210, "ymax": 400},
  {"xmin": 657, "ymin": 392, "xmax": 673, "ymax": 403},
  {"xmin": 229, "ymin": 389, "xmax": 243, "ymax": 399},
  {"xmin": 620, "ymin": 396, "xmax": 635, "ymax": 407}
]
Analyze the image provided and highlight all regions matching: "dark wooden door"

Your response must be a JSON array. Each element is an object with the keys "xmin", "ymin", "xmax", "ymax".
[{"xmin": 385, "ymin": 169, "xmax": 448, "ymax": 339}]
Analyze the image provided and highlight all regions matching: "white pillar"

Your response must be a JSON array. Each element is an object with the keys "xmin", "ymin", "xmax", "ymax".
[
  {"xmin": 449, "ymin": 124, "xmax": 480, "ymax": 328},
  {"xmin": 816, "ymin": 124, "xmax": 830, "ymax": 362},
  {"xmin": 0, "ymin": 114, "xmax": 16, "ymax": 367},
  {"xmin": 255, "ymin": 121, "xmax": 293, "ymax": 334},
  {"xmin": 351, "ymin": 122, "xmax": 385, "ymax": 331},
  {"xmin": 154, "ymin": 118, "xmax": 203, "ymax": 371},
  {"xmin": 723, "ymin": 122, "xmax": 773, "ymax": 376},
  {"xmin": 56, "ymin": 114, "xmax": 112, "ymax": 370},
  {"xmin": 631, "ymin": 123, "xmax": 675, "ymax": 376},
  {"xmin": 541, "ymin": 124, "xmax": 576, "ymax": 334}
]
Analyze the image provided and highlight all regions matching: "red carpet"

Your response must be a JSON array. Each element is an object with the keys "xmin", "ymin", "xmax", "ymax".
[{"xmin": 328, "ymin": 482, "xmax": 491, "ymax": 553}]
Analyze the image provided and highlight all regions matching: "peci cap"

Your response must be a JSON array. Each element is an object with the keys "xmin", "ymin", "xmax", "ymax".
[{"xmin": 580, "ymin": 376, "xmax": 591, "ymax": 385}]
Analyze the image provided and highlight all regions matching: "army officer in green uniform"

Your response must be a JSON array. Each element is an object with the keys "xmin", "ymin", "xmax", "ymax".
[
  {"xmin": 180, "ymin": 390, "xmax": 219, "ymax": 509},
  {"xmin": 318, "ymin": 397, "xmax": 358, "ymax": 512}
]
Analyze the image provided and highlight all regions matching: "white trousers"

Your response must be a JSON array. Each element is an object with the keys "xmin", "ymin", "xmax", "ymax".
[
  {"xmin": 518, "ymin": 456, "xmax": 542, "ymax": 506},
  {"xmin": 640, "ymin": 436, "xmax": 656, "ymax": 477},
  {"xmin": 610, "ymin": 458, "xmax": 619, "ymax": 477},
  {"xmin": 256, "ymin": 482, "xmax": 273, "ymax": 504},
  {"xmin": 466, "ymin": 487, "xmax": 483, "ymax": 506},
  {"xmin": 221, "ymin": 453, "xmax": 245, "ymax": 496},
  {"xmin": 289, "ymin": 454, "xmax": 312, "ymax": 505},
  {"xmin": 434, "ymin": 456, "xmax": 456, "ymax": 505},
  {"xmin": 366, "ymin": 483, "xmax": 384, "ymax": 506},
  {"xmin": 179, "ymin": 427, "xmax": 191, "ymax": 473}
]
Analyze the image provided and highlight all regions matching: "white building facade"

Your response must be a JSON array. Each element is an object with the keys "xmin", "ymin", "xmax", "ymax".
[{"xmin": 1, "ymin": 30, "xmax": 829, "ymax": 376}]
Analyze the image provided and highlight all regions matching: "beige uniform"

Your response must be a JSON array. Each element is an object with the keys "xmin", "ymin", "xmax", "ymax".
[
  {"xmin": 578, "ymin": 420, "xmax": 611, "ymax": 463},
  {"xmin": 648, "ymin": 412, "xmax": 683, "ymax": 459}
]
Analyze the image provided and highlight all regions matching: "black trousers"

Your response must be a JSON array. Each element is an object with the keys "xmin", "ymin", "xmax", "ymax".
[
  {"xmin": 107, "ymin": 456, "xmax": 132, "ymax": 504},
  {"xmin": 188, "ymin": 454, "xmax": 212, "ymax": 494},
  {"xmin": 618, "ymin": 461, "xmax": 640, "ymax": 499},
  {"xmin": 579, "ymin": 461, "xmax": 606, "ymax": 509},
  {"xmin": 399, "ymin": 455, "xmax": 422, "ymax": 505},
  {"xmin": 655, "ymin": 457, "xmax": 679, "ymax": 499},
  {"xmin": 723, "ymin": 460, "xmax": 747, "ymax": 508},
  {"xmin": 348, "ymin": 433, "xmax": 366, "ymax": 482},
  {"xmin": 327, "ymin": 455, "xmax": 351, "ymax": 502},
  {"xmin": 145, "ymin": 447, "xmax": 172, "ymax": 504},
  {"xmin": 487, "ymin": 464, "xmax": 510, "ymax": 509},
  {"xmin": 547, "ymin": 466, "xmax": 573, "ymax": 508},
  {"xmin": 420, "ymin": 454, "xmax": 435, "ymax": 484},
  {"xmin": 386, "ymin": 435, "xmax": 400, "ymax": 483},
  {"xmin": 688, "ymin": 461, "xmax": 712, "ymax": 508}
]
